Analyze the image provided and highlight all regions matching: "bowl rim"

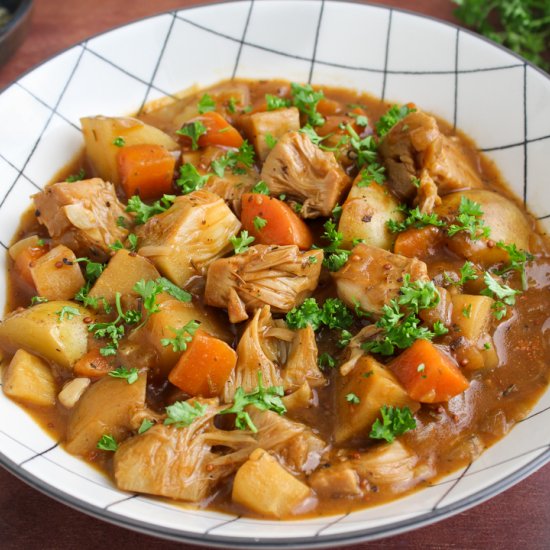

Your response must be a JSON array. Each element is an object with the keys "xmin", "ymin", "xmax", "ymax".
[
  {"xmin": 0, "ymin": 0, "xmax": 33, "ymax": 39},
  {"xmin": 0, "ymin": 0, "xmax": 549, "ymax": 547}
]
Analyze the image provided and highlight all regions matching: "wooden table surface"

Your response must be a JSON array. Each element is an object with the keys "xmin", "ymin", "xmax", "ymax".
[{"xmin": 0, "ymin": 1, "xmax": 549, "ymax": 549}]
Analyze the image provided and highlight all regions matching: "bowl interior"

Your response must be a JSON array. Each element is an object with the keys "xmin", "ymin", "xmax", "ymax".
[{"xmin": 0, "ymin": 1, "xmax": 549, "ymax": 547}]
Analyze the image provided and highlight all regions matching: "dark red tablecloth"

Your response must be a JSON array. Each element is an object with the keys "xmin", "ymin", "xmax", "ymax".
[{"xmin": 0, "ymin": 1, "xmax": 549, "ymax": 549}]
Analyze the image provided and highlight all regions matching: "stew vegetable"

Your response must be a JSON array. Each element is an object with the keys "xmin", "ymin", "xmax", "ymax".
[{"xmin": 1, "ymin": 79, "xmax": 549, "ymax": 519}]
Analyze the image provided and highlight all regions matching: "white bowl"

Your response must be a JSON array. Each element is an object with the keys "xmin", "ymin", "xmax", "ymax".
[{"xmin": 0, "ymin": 1, "xmax": 549, "ymax": 547}]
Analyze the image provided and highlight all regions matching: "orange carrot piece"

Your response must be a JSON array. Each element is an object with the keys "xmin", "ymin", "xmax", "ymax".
[
  {"xmin": 168, "ymin": 330, "xmax": 237, "ymax": 397},
  {"xmin": 390, "ymin": 339, "xmax": 469, "ymax": 403},
  {"xmin": 240, "ymin": 193, "xmax": 313, "ymax": 250},
  {"xmin": 181, "ymin": 112, "xmax": 244, "ymax": 149},
  {"xmin": 317, "ymin": 98, "xmax": 341, "ymax": 117},
  {"xmin": 394, "ymin": 226, "xmax": 443, "ymax": 258},
  {"xmin": 117, "ymin": 144, "xmax": 176, "ymax": 200},
  {"xmin": 74, "ymin": 349, "xmax": 115, "ymax": 379},
  {"xmin": 14, "ymin": 245, "xmax": 48, "ymax": 287}
]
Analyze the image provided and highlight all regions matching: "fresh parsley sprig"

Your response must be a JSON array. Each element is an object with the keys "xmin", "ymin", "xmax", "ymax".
[
  {"xmin": 230, "ymin": 230, "xmax": 255, "ymax": 254},
  {"xmin": 265, "ymin": 94, "xmax": 291, "ymax": 111},
  {"xmin": 443, "ymin": 261, "xmax": 479, "ymax": 286},
  {"xmin": 369, "ymin": 405, "xmax": 417, "ymax": 442},
  {"xmin": 387, "ymin": 206, "xmax": 445, "ymax": 234},
  {"xmin": 164, "ymin": 400, "xmax": 207, "ymax": 428},
  {"xmin": 211, "ymin": 141, "xmax": 255, "ymax": 178},
  {"xmin": 494, "ymin": 241, "xmax": 534, "ymax": 290},
  {"xmin": 198, "ymin": 93, "xmax": 216, "ymax": 114},
  {"xmin": 108, "ymin": 366, "xmax": 139, "ymax": 384},
  {"xmin": 286, "ymin": 297, "xmax": 354, "ymax": 331},
  {"xmin": 176, "ymin": 120, "xmax": 207, "ymax": 150},
  {"xmin": 126, "ymin": 194, "xmax": 175, "ymax": 224},
  {"xmin": 480, "ymin": 272, "xmax": 521, "ymax": 320},
  {"xmin": 447, "ymin": 196, "xmax": 491, "ymax": 241},
  {"xmin": 290, "ymin": 82, "xmax": 325, "ymax": 126},
  {"xmin": 161, "ymin": 320, "xmax": 200, "ymax": 352},
  {"xmin": 376, "ymin": 104, "xmax": 416, "ymax": 138},
  {"xmin": 177, "ymin": 163, "xmax": 211, "ymax": 194},
  {"xmin": 319, "ymin": 218, "xmax": 351, "ymax": 272}
]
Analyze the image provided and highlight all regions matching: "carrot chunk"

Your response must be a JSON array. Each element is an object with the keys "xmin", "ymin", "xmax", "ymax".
[
  {"xmin": 74, "ymin": 348, "xmax": 115, "ymax": 379},
  {"xmin": 181, "ymin": 112, "xmax": 244, "ymax": 149},
  {"xmin": 168, "ymin": 330, "xmax": 237, "ymax": 397},
  {"xmin": 389, "ymin": 339, "xmax": 469, "ymax": 403},
  {"xmin": 393, "ymin": 226, "xmax": 443, "ymax": 258},
  {"xmin": 14, "ymin": 245, "xmax": 48, "ymax": 287},
  {"xmin": 117, "ymin": 144, "xmax": 176, "ymax": 199},
  {"xmin": 240, "ymin": 193, "xmax": 313, "ymax": 250}
]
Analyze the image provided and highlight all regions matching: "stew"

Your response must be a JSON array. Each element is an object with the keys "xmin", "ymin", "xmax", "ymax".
[{"xmin": 1, "ymin": 79, "xmax": 549, "ymax": 519}]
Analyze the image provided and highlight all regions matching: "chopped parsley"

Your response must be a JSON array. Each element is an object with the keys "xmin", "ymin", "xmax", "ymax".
[
  {"xmin": 108, "ymin": 366, "xmax": 139, "ymax": 384},
  {"xmin": 494, "ymin": 241, "xmax": 533, "ymax": 290},
  {"xmin": 253, "ymin": 216, "xmax": 267, "ymax": 231},
  {"xmin": 211, "ymin": 141, "xmax": 255, "ymax": 178},
  {"xmin": 444, "ymin": 261, "xmax": 479, "ymax": 286},
  {"xmin": 112, "ymin": 136, "xmax": 125, "ymax": 147},
  {"xmin": 30, "ymin": 296, "xmax": 48, "ymax": 305},
  {"xmin": 286, "ymin": 297, "xmax": 354, "ymax": 332},
  {"xmin": 346, "ymin": 393, "xmax": 360, "ymax": 404},
  {"xmin": 387, "ymin": 206, "xmax": 445, "ymax": 234},
  {"xmin": 447, "ymin": 196, "xmax": 491, "ymax": 241},
  {"xmin": 160, "ymin": 320, "xmax": 200, "ymax": 352},
  {"xmin": 230, "ymin": 230, "xmax": 255, "ymax": 254},
  {"xmin": 66, "ymin": 168, "xmax": 86, "ymax": 183},
  {"xmin": 97, "ymin": 434, "xmax": 118, "ymax": 452},
  {"xmin": 198, "ymin": 93, "xmax": 216, "ymax": 114},
  {"xmin": 290, "ymin": 82, "xmax": 325, "ymax": 126},
  {"xmin": 220, "ymin": 372, "xmax": 286, "ymax": 433},
  {"xmin": 251, "ymin": 180, "xmax": 270, "ymax": 195},
  {"xmin": 264, "ymin": 133, "xmax": 278, "ymax": 149},
  {"xmin": 176, "ymin": 163, "xmax": 211, "ymax": 194},
  {"xmin": 138, "ymin": 418, "xmax": 154, "ymax": 434},
  {"xmin": 480, "ymin": 272, "xmax": 521, "ymax": 320},
  {"xmin": 318, "ymin": 352, "xmax": 336, "ymax": 370},
  {"xmin": 265, "ymin": 94, "xmax": 291, "ymax": 110},
  {"xmin": 133, "ymin": 277, "xmax": 191, "ymax": 318},
  {"xmin": 319, "ymin": 218, "xmax": 351, "ymax": 272},
  {"xmin": 357, "ymin": 163, "xmax": 386, "ymax": 187},
  {"xmin": 462, "ymin": 304, "xmax": 472, "ymax": 318},
  {"xmin": 176, "ymin": 120, "xmax": 207, "ymax": 150},
  {"xmin": 164, "ymin": 400, "xmax": 207, "ymax": 428},
  {"xmin": 369, "ymin": 405, "xmax": 417, "ymax": 443},
  {"xmin": 227, "ymin": 97, "xmax": 238, "ymax": 114},
  {"xmin": 376, "ymin": 104, "xmax": 416, "ymax": 138},
  {"xmin": 345, "ymin": 124, "xmax": 377, "ymax": 168},
  {"xmin": 109, "ymin": 233, "xmax": 138, "ymax": 253},
  {"xmin": 56, "ymin": 305, "xmax": 80, "ymax": 321},
  {"xmin": 116, "ymin": 216, "xmax": 128, "ymax": 229},
  {"xmin": 397, "ymin": 275, "xmax": 441, "ymax": 314},
  {"xmin": 126, "ymin": 194, "xmax": 175, "ymax": 224}
]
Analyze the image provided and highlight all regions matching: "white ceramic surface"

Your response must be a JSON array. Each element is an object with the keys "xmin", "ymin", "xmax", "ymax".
[{"xmin": 0, "ymin": 1, "xmax": 549, "ymax": 547}]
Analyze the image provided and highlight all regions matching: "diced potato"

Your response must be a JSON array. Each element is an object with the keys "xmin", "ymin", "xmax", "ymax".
[
  {"xmin": 29, "ymin": 245, "xmax": 85, "ymax": 301},
  {"xmin": 239, "ymin": 107, "xmax": 300, "ymax": 162},
  {"xmin": 451, "ymin": 294, "xmax": 494, "ymax": 342},
  {"xmin": 338, "ymin": 179, "xmax": 403, "ymax": 250},
  {"xmin": 0, "ymin": 301, "xmax": 89, "ymax": 370},
  {"xmin": 89, "ymin": 249, "xmax": 160, "ymax": 305},
  {"xmin": 335, "ymin": 355, "xmax": 419, "ymax": 444},
  {"xmin": 455, "ymin": 335, "xmax": 499, "ymax": 372},
  {"xmin": 140, "ymin": 294, "xmax": 232, "ymax": 376},
  {"xmin": 478, "ymin": 335, "xmax": 499, "ymax": 370},
  {"xmin": 8, "ymin": 235, "xmax": 41, "ymax": 261},
  {"xmin": 66, "ymin": 373, "xmax": 146, "ymax": 456},
  {"xmin": 309, "ymin": 465, "xmax": 362, "ymax": 498},
  {"xmin": 232, "ymin": 448, "xmax": 311, "ymax": 518},
  {"xmin": 3, "ymin": 349, "xmax": 56, "ymax": 407},
  {"xmin": 81, "ymin": 116, "xmax": 179, "ymax": 185},
  {"xmin": 58, "ymin": 377, "xmax": 91, "ymax": 408},
  {"xmin": 282, "ymin": 382, "xmax": 313, "ymax": 411},
  {"xmin": 136, "ymin": 190, "xmax": 241, "ymax": 287}
]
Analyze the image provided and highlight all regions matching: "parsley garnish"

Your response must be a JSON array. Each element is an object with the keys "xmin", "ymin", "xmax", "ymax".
[
  {"xmin": 444, "ymin": 261, "xmax": 479, "ymax": 286},
  {"xmin": 319, "ymin": 218, "xmax": 351, "ymax": 272},
  {"xmin": 30, "ymin": 296, "xmax": 48, "ymax": 305},
  {"xmin": 447, "ymin": 196, "xmax": 491, "ymax": 241},
  {"xmin": 176, "ymin": 120, "xmax": 207, "ymax": 150},
  {"xmin": 357, "ymin": 163, "xmax": 386, "ymax": 187},
  {"xmin": 376, "ymin": 104, "xmax": 416, "ymax": 138},
  {"xmin": 66, "ymin": 168, "xmax": 85, "ymax": 183},
  {"xmin": 227, "ymin": 97, "xmax": 238, "ymax": 114},
  {"xmin": 318, "ymin": 352, "xmax": 336, "ymax": 370},
  {"xmin": 346, "ymin": 393, "xmax": 360, "ymax": 404},
  {"xmin": 251, "ymin": 180, "xmax": 270, "ymax": 195},
  {"xmin": 198, "ymin": 93, "xmax": 216, "ymax": 114},
  {"xmin": 264, "ymin": 133, "xmax": 278, "ymax": 149},
  {"xmin": 253, "ymin": 216, "xmax": 267, "ymax": 231},
  {"xmin": 56, "ymin": 305, "xmax": 80, "ymax": 321},
  {"xmin": 112, "ymin": 136, "xmax": 125, "ymax": 147},
  {"xmin": 369, "ymin": 405, "xmax": 417, "ymax": 443},
  {"xmin": 219, "ymin": 372, "xmax": 286, "ymax": 433},
  {"xmin": 126, "ymin": 194, "xmax": 175, "ymax": 224},
  {"xmin": 160, "ymin": 320, "xmax": 200, "ymax": 352},
  {"xmin": 138, "ymin": 418, "xmax": 154, "ymax": 434},
  {"xmin": 387, "ymin": 206, "xmax": 445, "ymax": 233},
  {"xmin": 265, "ymin": 94, "xmax": 291, "ymax": 110},
  {"xmin": 480, "ymin": 272, "xmax": 521, "ymax": 320},
  {"xmin": 97, "ymin": 434, "xmax": 118, "ymax": 452},
  {"xmin": 109, "ymin": 233, "xmax": 138, "ymax": 253},
  {"xmin": 133, "ymin": 277, "xmax": 191, "ymax": 318},
  {"xmin": 108, "ymin": 366, "xmax": 139, "ymax": 384},
  {"xmin": 345, "ymin": 124, "xmax": 377, "ymax": 168},
  {"xmin": 176, "ymin": 163, "xmax": 211, "ymax": 194},
  {"xmin": 286, "ymin": 297, "xmax": 353, "ymax": 331},
  {"xmin": 462, "ymin": 304, "xmax": 472, "ymax": 318},
  {"xmin": 116, "ymin": 216, "xmax": 128, "ymax": 229},
  {"xmin": 398, "ymin": 275, "xmax": 441, "ymax": 314},
  {"xmin": 290, "ymin": 82, "xmax": 325, "ymax": 126},
  {"xmin": 494, "ymin": 241, "xmax": 533, "ymax": 290},
  {"xmin": 164, "ymin": 400, "xmax": 207, "ymax": 428},
  {"xmin": 211, "ymin": 141, "xmax": 255, "ymax": 177},
  {"xmin": 349, "ymin": 112, "xmax": 369, "ymax": 127},
  {"xmin": 230, "ymin": 230, "xmax": 255, "ymax": 254}
]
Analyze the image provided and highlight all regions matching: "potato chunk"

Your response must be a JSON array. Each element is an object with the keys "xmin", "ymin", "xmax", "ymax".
[
  {"xmin": 232, "ymin": 448, "xmax": 311, "ymax": 518},
  {"xmin": 0, "ymin": 301, "xmax": 89, "ymax": 369},
  {"xmin": 239, "ymin": 107, "xmax": 300, "ymax": 162},
  {"xmin": 81, "ymin": 116, "xmax": 179, "ymax": 185},
  {"xmin": 30, "ymin": 245, "xmax": 85, "ymax": 301},
  {"xmin": 89, "ymin": 249, "xmax": 160, "ymax": 305},
  {"xmin": 451, "ymin": 294, "xmax": 494, "ymax": 342},
  {"xmin": 66, "ymin": 373, "xmax": 146, "ymax": 456},
  {"xmin": 335, "ymin": 356, "xmax": 418, "ymax": 444},
  {"xmin": 338, "ymin": 179, "xmax": 403, "ymax": 250},
  {"xmin": 3, "ymin": 349, "xmax": 56, "ymax": 407},
  {"xmin": 136, "ymin": 190, "xmax": 241, "ymax": 287}
]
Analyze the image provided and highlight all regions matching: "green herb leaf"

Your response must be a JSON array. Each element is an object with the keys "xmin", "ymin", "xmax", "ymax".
[
  {"xmin": 66, "ymin": 168, "xmax": 86, "ymax": 183},
  {"xmin": 176, "ymin": 120, "xmax": 208, "ymax": 150},
  {"xmin": 357, "ymin": 163, "xmax": 386, "ymax": 187},
  {"xmin": 345, "ymin": 124, "xmax": 377, "ymax": 168},
  {"xmin": 346, "ymin": 393, "xmax": 360, "ymax": 404},
  {"xmin": 126, "ymin": 194, "xmax": 175, "ymax": 224},
  {"xmin": 211, "ymin": 141, "xmax": 255, "ymax": 178},
  {"xmin": 251, "ymin": 180, "xmax": 270, "ymax": 195},
  {"xmin": 398, "ymin": 274, "xmax": 441, "ymax": 314},
  {"xmin": 112, "ymin": 136, "xmax": 125, "ymax": 147},
  {"xmin": 56, "ymin": 305, "xmax": 80, "ymax": 321},
  {"xmin": 318, "ymin": 352, "xmax": 336, "ymax": 370},
  {"xmin": 160, "ymin": 320, "xmax": 200, "ymax": 352},
  {"xmin": 164, "ymin": 400, "xmax": 207, "ymax": 428},
  {"xmin": 480, "ymin": 272, "xmax": 521, "ymax": 320},
  {"xmin": 108, "ymin": 366, "xmax": 139, "ymax": 384},
  {"xmin": 176, "ymin": 163, "xmax": 211, "ymax": 194},
  {"xmin": 286, "ymin": 297, "xmax": 353, "ymax": 332},
  {"xmin": 265, "ymin": 94, "xmax": 291, "ymax": 111},
  {"xmin": 494, "ymin": 241, "xmax": 534, "ymax": 290},
  {"xmin": 264, "ymin": 133, "xmax": 278, "ymax": 149},
  {"xmin": 230, "ymin": 230, "xmax": 255, "ymax": 254},
  {"xmin": 376, "ymin": 104, "xmax": 416, "ymax": 138},
  {"xmin": 253, "ymin": 216, "xmax": 267, "ymax": 230},
  {"xmin": 369, "ymin": 405, "xmax": 417, "ymax": 442},
  {"xmin": 138, "ymin": 418, "xmax": 154, "ymax": 434},
  {"xmin": 97, "ymin": 434, "xmax": 118, "ymax": 452},
  {"xmin": 198, "ymin": 93, "xmax": 216, "ymax": 114},
  {"xmin": 30, "ymin": 296, "xmax": 48, "ymax": 305},
  {"xmin": 447, "ymin": 196, "xmax": 491, "ymax": 241},
  {"xmin": 290, "ymin": 82, "xmax": 325, "ymax": 126},
  {"xmin": 387, "ymin": 206, "xmax": 445, "ymax": 234}
]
